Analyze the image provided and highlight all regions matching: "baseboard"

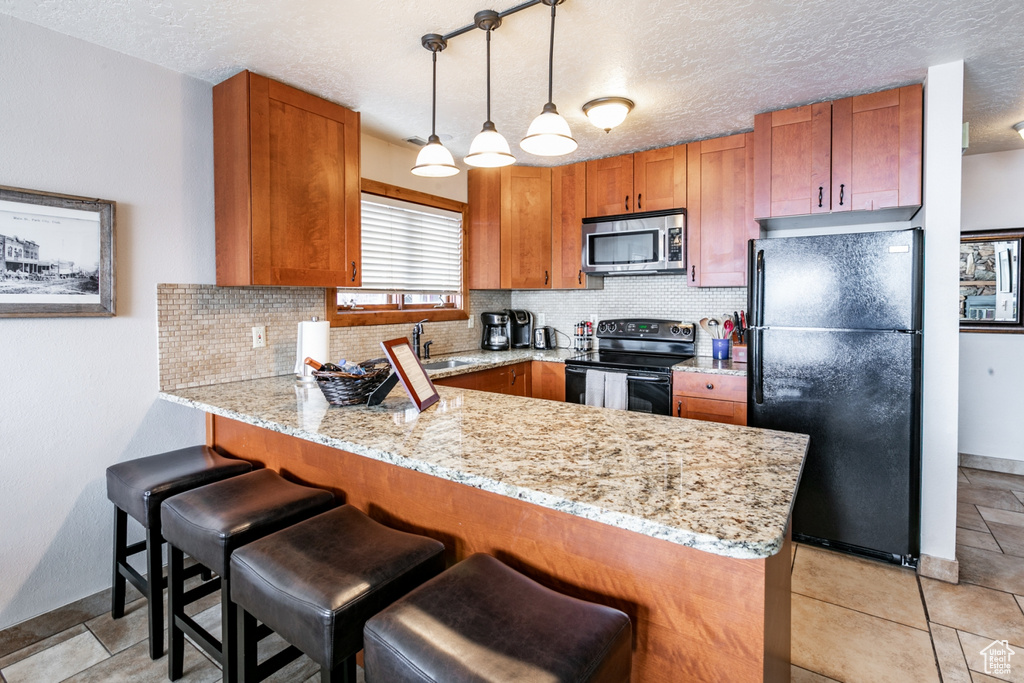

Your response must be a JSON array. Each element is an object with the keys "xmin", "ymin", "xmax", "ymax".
[
  {"xmin": 918, "ymin": 554, "xmax": 959, "ymax": 584},
  {"xmin": 959, "ymin": 452, "xmax": 1024, "ymax": 476}
]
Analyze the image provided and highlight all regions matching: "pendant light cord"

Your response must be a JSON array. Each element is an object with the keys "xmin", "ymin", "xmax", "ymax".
[
  {"xmin": 485, "ymin": 28, "xmax": 492, "ymax": 124},
  {"xmin": 431, "ymin": 50, "xmax": 437, "ymax": 136},
  {"xmin": 547, "ymin": 2, "xmax": 555, "ymax": 105}
]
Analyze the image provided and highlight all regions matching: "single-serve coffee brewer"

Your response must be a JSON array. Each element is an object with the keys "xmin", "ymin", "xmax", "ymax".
[{"xmin": 480, "ymin": 311, "xmax": 511, "ymax": 351}]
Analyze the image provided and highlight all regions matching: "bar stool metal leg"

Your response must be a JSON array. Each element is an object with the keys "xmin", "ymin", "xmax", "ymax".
[
  {"xmin": 110, "ymin": 507, "xmax": 127, "ymax": 619},
  {"xmin": 145, "ymin": 527, "xmax": 164, "ymax": 660},
  {"xmin": 168, "ymin": 544, "xmax": 186, "ymax": 681}
]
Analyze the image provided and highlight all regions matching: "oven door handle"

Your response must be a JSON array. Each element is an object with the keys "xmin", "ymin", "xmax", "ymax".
[{"xmin": 626, "ymin": 375, "xmax": 670, "ymax": 383}]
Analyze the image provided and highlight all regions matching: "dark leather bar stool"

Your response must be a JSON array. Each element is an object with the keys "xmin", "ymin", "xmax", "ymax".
[
  {"xmin": 105, "ymin": 445, "xmax": 252, "ymax": 659},
  {"xmin": 161, "ymin": 469, "xmax": 334, "ymax": 683},
  {"xmin": 364, "ymin": 553, "xmax": 633, "ymax": 683},
  {"xmin": 230, "ymin": 505, "xmax": 445, "ymax": 683}
]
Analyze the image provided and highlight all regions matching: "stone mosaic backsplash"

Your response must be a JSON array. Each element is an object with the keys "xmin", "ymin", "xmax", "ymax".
[{"xmin": 157, "ymin": 284, "xmax": 509, "ymax": 391}]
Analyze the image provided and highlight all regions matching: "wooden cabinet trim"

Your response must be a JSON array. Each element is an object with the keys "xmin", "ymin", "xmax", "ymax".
[
  {"xmin": 551, "ymin": 163, "xmax": 587, "ymax": 289},
  {"xmin": 771, "ymin": 105, "xmax": 813, "ymax": 127},
  {"xmin": 898, "ymin": 84, "xmax": 923, "ymax": 208},
  {"xmin": 214, "ymin": 70, "xmax": 255, "ymax": 286}
]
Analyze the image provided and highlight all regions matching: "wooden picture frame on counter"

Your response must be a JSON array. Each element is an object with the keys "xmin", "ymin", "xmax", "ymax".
[
  {"xmin": 381, "ymin": 337, "xmax": 440, "ymax": 412},
  {"xmin": 0, "ymin": 185, "xmax": 115, "ymax": 318},
  {"xmin": 960, "ymin": 228, "xmax": 1022, "ymax": 334}
]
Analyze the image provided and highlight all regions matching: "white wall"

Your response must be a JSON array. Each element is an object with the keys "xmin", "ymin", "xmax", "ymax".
[
  {"xmin": 918, "ymin": 61, "xmax": 964, "ymax": 563},
  {"xmin": 0, "ymin": 15, "xmax": 213, "ymax": 629},
  {"xmin": 959, "ymin": 149, "xmax": 1024, "ymax": 461},
  {"xmin": 360, "ymin": 135, "xmax": 467, "ymax": 202}
]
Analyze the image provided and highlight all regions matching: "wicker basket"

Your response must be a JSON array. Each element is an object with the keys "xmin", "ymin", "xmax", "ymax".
[{"xmin": 313, "ymin": 358, "xmax": 392, "ymax": 406}]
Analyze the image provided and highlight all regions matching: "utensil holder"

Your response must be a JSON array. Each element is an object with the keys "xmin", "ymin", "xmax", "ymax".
[{"xmin": 712, "ymin": 338, "xmax": 731, "ymax": 360}]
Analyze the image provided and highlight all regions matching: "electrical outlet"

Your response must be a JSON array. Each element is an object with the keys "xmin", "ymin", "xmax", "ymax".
[
  {"xmin": 467, "ymin": 316, "xmax": 474, "ymax": 329},
  {"xmin": 537, "ymin": 313, "xmax": 546, "ymax": 327},
  {"xmin": 252, "ymin": 325, "xmax": 266, "ymax": 348}
]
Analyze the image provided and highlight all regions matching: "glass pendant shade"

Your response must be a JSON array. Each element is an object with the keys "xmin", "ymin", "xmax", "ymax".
[
  {"xmin": 465, "ymin": 121, "xmax": 516, "ymax": 168},
  {"xmin": 1015, "ymin": 121, "xmax": 1024, "ymax": 140},
  {"xmin": 583, "ymin": 97, "xmax": 634, "ymax": 132},
  {"xmin": 412, "ymin": 135, "xmax": 459, "ymax": 177},
  {"xmin": 521, "ymin": 103, "xmax": 577, "ymax": 156}
]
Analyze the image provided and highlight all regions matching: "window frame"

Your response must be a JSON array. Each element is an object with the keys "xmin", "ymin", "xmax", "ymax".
[{"xmin": 326, "ymin": 179, "xmax": 470, "ymax": 327}]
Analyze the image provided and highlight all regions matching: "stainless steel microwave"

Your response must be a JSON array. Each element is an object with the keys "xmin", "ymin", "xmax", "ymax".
[{"xmin": 581, "ymin": 209, "xmax": 686, "ymax": 276}]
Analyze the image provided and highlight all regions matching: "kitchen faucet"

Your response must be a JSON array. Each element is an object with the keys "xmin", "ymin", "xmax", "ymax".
[{"xmin": 412, "ymin": 319, "xmax": 430, "ymax": 359}]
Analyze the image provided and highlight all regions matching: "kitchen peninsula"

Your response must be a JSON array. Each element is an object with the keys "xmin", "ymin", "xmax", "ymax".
[{"xmin": 160, "ymin": 368, "xmax": 807, "ymax": 682}]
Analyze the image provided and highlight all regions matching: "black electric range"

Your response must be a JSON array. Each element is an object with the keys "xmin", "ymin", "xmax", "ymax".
[{"xmin": 564, "ymin": 318, "xmax": 695, "ymax": 415}]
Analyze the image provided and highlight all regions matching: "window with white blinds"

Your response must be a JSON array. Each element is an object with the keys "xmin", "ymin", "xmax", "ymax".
[{"xmin": 360, "ymin": 194, "xmax": 462, "ymax": 292}]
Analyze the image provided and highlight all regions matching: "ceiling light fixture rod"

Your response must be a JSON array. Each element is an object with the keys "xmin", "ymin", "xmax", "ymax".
[
  {"xmin": 431, "ymin": 0, "xmax": 543, "ymax": 43},
  {"xmin": 545, "ymin": 0, "xmax": 555, "ymax": 105}
]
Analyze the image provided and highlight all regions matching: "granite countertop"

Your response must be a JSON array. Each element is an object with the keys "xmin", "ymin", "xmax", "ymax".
[
  {"xmin": 160, "ymin": 373, "xmax": 807, "ymax": 560},
  {"xmin": 421, "ymin": 348, "xmax": 575, "ymax": 380},
  {"xmin": 672, "ymin": 356, "xmax": 748, "ymax": 377}
]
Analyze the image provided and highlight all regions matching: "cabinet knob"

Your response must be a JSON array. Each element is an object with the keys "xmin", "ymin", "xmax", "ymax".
[
  {"xmin": 578, "ymin": 269, "xmax": 582, "ymax": 285},
  {"xmin": 818, "ymin": 186, "xmax": 823, "ymax": 208},
  {"xmin": 839, "ymin": 184, "xmax": 845, "ymax": 206},
  {"xmin": 638, "ymin": 193, "xmax": 642, "ymax": 210},
  {"xmin": 706, "ymin": 383, "xmax": 714, "ymax": 390},
  {"xmin": 351, "ymin": 261, "xmax": 357, "ymax": 282}
]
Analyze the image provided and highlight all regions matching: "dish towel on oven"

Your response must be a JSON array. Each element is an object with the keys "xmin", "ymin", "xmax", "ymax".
[
  {"xmin": 604, "ymin": 372, "xmax": 628, "ymax": 410},
  {"xmin": 585, "ymin": 369, "xmax": 606, "ymax": 407}
]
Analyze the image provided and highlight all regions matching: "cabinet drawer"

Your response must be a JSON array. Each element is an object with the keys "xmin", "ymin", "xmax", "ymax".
[
  {"xmin": 672, "ymin": 371, "xmax": 745, "ymax": 402},
  {"xmin": 673, "ymin": 395, "xmax": 747, "ymax": 426}
]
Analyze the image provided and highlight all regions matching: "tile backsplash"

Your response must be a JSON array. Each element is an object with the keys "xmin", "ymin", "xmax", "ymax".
[
  {"xmin": 511, "ymin": 275, "xmax": 747, "ymax": 357},
  {"xmin": 157, "ymin": 277, "xmax": 744, "ymax": 391},
  {"xmin": 157, "ymin": 285, "xmax": 509, "ymax": 391}
]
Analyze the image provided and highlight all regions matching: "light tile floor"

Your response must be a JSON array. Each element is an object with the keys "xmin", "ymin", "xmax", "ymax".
[{"xmin": 2, "ymin": 465, "xmax": 1023, "ymax": 682}]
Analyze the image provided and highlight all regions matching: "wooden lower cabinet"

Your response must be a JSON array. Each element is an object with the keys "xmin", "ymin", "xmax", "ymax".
[
  {"xmin": 531, "ymin": 361, "xmax": 565, "ymax": 402},
  {"xmin": 434, "ymin": 362, "xmax": 532, "ymax": 396},
  {"xmin": 673, "ymin": 371, "xmax": 747, "ymax": 426}
]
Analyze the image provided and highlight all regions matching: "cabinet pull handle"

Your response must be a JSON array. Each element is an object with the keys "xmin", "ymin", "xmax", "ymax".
[
  {"xmin": 706, "ymin": 383, "xmax": 714, "ymax": 390},
  {"xmin": 578, "ymin": 270, "xmax": 582, "ymax": 285},
  {"xmin": 818, "ymin": 186, "xmax": 823, "ymax": 208},
  {"xmin": 691, "ymin": 265, "xmax": 696, "ymax": 282},
  {"xmin": 676, "ymin": 400, "xmax": 682, "ymax": 417},
  {"xmin": 351, "ymin": 261, "xmax": 357, "ymax": 282},
  {"xmin": 511, "ymin": 368, "xmax": 516, "ymax": 385},
  {"xmin": 839, "ymin": 184, "xmax": 845, "ymax": 206},
  {"xmin": 638, "ymin": 193, "xmax": 642, "ymax": 210},
  {"xmin": 625, "ymin": 195, "xmax": 629, "ymax": 212},
  {"xmin": 544, "ymin": 270, "xmax": 549, "ymax": 285}
]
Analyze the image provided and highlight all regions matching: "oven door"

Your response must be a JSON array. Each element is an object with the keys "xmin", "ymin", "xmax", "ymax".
[{"xmin": 565, "ymin": 367, "xmax": 673, "ymax": 416}]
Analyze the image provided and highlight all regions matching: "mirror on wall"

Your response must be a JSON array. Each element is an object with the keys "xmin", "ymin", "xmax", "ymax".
[{"xmin": 960, "ymin": 228, "xmax": 1022, "ymax": 333}]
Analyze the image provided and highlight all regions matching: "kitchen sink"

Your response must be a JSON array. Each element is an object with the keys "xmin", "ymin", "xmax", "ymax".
[{"xmin": 421, "ymin": 360, "xmax": 475, "ymax": 370}]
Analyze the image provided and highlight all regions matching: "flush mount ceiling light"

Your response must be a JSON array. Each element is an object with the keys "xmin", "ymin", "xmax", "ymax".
[
  {"xmin": 412, "ymin": 34, "xmax": 460, "ymax": 178},
  {"xmin": 583, "ymin": 97, "xmax": 635, "ymax": 133},
  {"xmin": 520, "ymin": 0, "xmax": 577, "ymax": 157},
  {"xmin": 1015, "ymin": 121, "xmax": 1024, "ymax": 140},
  {"xmin": 464, "ymin": 10, "xmax": 516, "ymax": 168}
]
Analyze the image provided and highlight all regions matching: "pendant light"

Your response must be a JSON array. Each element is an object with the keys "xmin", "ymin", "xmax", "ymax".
[
  {"xmin": 464, "ymin": 10, "xmax": 516, "ymax": 168},
  {"xmin": 520, "ymin": 0, "xmax": 577, "ymax": 157},
  {"xmin": 412, "ymin": 34, "xmax": 459, "ymax": 177}
]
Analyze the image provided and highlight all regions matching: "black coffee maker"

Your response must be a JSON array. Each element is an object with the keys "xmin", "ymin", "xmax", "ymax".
[
  {"xmin": 506, "ymin": 309, "xmax": 533, "ymax": 349},
  {"xmin": 480, "ymin": 311, "xmax": 511, "ymax": 351}
]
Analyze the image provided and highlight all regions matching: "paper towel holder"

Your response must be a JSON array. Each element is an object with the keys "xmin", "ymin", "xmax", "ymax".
[{"xmin": 295, "ymin": 316, "xmax": 330, "ymax": 384}]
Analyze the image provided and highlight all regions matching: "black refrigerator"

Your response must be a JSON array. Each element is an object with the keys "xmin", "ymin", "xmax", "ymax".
[{"xmin": 747, "ymin": 228, "xmax": 923, "ymax": 566}]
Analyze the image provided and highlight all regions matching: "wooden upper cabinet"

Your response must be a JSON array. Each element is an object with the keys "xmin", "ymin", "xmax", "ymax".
[
  {"xmin": 551, "ymin": 163, "xmax": 588, "ymax": 289},
  {"xmin": 214, "ymin": 71, "xmax": 361, "ymax": 286},
  {"xmin": 586, "ymin": 154, "xmax": 634, "ymax": 217},
  {"xmin": 832, "ymin": 83, "xmax": 922, "ymax": 212},
  {"xmin": 687, "ymin": 133, "xmax": 756, "ymax": 288},
  {"xmin": 468, "ymin": 168, "xmax": 502, "ymax": 290},
  {"xmin": 585, "ymin": 146, "xmax": 686, "ymax": 218},
  {"xmin": 753, "ymin": 103, "xmax": 832, "ymax": 219},
  {"xmin": 633, "ymin": 145, "xmax": 687, "ymax": 213}
]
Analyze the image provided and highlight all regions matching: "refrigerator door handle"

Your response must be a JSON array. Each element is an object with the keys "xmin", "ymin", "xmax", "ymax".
[
  {"xmin": 752, "ymin": 327, "xmax": 764, "ymax": 404},
  {"xmin": 754, "ymin": 249, "xmax": 765, "ymax": 327}
]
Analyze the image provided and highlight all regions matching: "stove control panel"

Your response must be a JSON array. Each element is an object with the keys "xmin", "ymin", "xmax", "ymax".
[{"xmin": 597, "ymin": 319, "xmax": 695, "ymax": 342}]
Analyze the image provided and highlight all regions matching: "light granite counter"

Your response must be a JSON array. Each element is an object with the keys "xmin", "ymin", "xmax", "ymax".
[
  {"xmin": 419, "ymin": 347, "xmax": 575, "ymax": 380},
  {"xmin": 160, "ymin": 372, "xmax": 807, "ymax": 560},
  {"xmin": 672, "ymin": 356, "xmax": 748, "ymax": 376}
]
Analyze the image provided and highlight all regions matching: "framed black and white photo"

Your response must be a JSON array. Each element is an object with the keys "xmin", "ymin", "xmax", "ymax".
[{"xmin": 0, "ymin": 186, "xmax": 115, "ymax": 317}]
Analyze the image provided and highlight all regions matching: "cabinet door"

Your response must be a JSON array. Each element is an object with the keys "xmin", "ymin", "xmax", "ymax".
[
  {"xmin": 215, "ymin": 71, "xmax": 360, "ymax": 287},
  {"xmin": 551, "ymin": 163, "xmax": 588, "ymax": 289},
  {"xmin": 501, "ymin": 166, "xmax": 552, "ymax": 289},
  {"xmin": 531, "ymin": 361, "xmax": 566, "ymax": 401},
  {"xmin": 633, "ymin": 145, "xmax": 686, "ymax": 213},
  {"xmin": 686, "ymin": 133, "xmax": 757, "ymax": 288},
  {"xmin": 586, "ymin": 155, "xmax": 634, "ymax": 217},
  {"xmin": 673, "ymin": 395, "xmax": 747, "ymax": 425},
  {"xmin": 509, "ymin": 362, "xmax": 531, "ymax": 396},
  {"xmin": 467, "ymin": 168, "xmax": 502, "ymax": 289},
  {"xmin": 753, "ymin": 103, "xmax": 831, "ymax": 219},
  {"xmin": 832, "ymin": 84, "xmax": 922, "ymax": 212}
]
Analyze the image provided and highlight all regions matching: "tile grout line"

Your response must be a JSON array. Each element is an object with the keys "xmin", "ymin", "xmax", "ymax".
[{"xmin": 792, "ymin": 591, "xmax": 932, "ymax": 633}]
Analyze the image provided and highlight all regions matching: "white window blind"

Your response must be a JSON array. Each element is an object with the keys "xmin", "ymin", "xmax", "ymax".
[{"xmin": 360, "ymin": 194, "xmax": 462, "ymax": 291}]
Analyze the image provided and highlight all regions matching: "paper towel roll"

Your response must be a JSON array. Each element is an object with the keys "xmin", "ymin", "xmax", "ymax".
[{"xmin": 295, "ymin": 318, "xmax": 330, "ymax": 382}]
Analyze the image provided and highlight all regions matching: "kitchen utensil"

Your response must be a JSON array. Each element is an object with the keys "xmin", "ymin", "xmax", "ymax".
[
  {"xmin": 722, "ymin": 319, "xmax": 734, "ymax": 339},
  {"xmin": 699, "ymin": 318, "xmax": 711, "ymax": 336},
  {"xmin": 707, "ymin": 318, "xmax": 720, "ymax": 339}
]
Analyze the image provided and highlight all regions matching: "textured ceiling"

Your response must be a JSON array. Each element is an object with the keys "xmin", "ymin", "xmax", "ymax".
[{"xmin": 3, "ymin": 0, "xmax": 1024, "ymax": 167}]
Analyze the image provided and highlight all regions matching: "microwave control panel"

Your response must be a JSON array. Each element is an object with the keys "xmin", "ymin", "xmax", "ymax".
[{"xmin": 667, "ymin": 226, "xmax": 684, "ymax": 264}]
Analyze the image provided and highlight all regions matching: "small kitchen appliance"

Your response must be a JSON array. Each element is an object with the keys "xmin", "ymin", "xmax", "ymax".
[
  {"xmin": 480, "ymin": 311, "xmax": 511, "ymax": 351},
  {"xmin": 565, "ymin": 318, "xmax": 695, "ymax": 415},
  {"xmin": 506, "ymin": 309, "xmax": 534, "ymax": 349},
  {"xmin": 533, "ymin": 326, "xmax": 557, "ymax": 349},
  {"xmin": 581, "ymin": 209, "xmax": 686, "ymax": 276}
]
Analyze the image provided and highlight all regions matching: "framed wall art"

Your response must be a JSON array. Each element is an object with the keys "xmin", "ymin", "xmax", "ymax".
[
  {"xmin": 959, "ymin": 228, "xmax": 1022, "ymax": 333},
  {"xmin": 0, "ymin": 185, "xmax": 115, "ymax": 317}
]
